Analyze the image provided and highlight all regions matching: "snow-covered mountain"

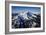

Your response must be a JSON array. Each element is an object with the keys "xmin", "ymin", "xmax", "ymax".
[
  {"xmin": 12, "ymin": 11, "xmax": 40, "ymax": 28},
  {"xmin": 12, "ymin": 11, "xmax": 31, "ymax": 20},
  {"xmin": 12, "ymin": 11, "xmax": 40, "ymax": 20}
]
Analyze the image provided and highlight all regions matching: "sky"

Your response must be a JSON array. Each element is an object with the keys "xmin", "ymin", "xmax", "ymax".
[{"xmin": 12, "ymin": 6, "xmax": 41, "ymax": 14}]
